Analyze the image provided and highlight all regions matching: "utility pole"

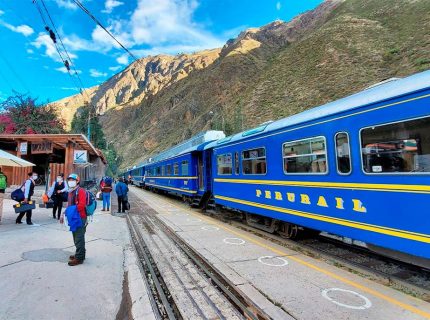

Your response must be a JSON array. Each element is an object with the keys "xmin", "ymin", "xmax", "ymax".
[{"xmin": 87, "ymin": 103, "xmax": 91, "ymax": 142}]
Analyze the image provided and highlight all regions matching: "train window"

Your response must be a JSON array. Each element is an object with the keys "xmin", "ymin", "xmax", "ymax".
[
  {"xmin": 173, "ymin": 163, "xmax": 179, "ymax": 175},
  {"xmin": 283, "ymin": 137, "xmax": 327, "ymax": 174},
  {"xmin": 156, "ymin": 166, "xmax": 161, "ymax": 176},
  {"xmin": 166, "ymin": 164, "xmax": 172, "ymax": 175},
  {"xmin": 161, "ymin": 166, "xmax": 165, "ymax": 176},
  {"xmin": 235, "ymin": 152, "xmax": 239, "ymax": 175},
  {"xmin": 181, "ymin": 161, "xmax": 189, "ymax": 176},
  {"xmin": 242, "ymin": 148, "xmax": 266, "ymax": 175},
  {"xmin": 335, "ymin": 132, "xmax": 351, "ymax": 174},
  {"xmin": 217, "ymin": 153, "xmax": 233, "ymax": 175},
  {"xmin": 361, "ymin": 116, "xmax": 430, "ymax": 174}
]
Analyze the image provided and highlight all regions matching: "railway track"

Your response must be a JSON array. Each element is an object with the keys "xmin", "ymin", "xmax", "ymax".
[
  {"xmin": 132, "ymin": 188, "xmax": 430, "ymax": 302},
  {"xmin": 127, "ymin": 195, "xmax": 275, "ymax": 320}
]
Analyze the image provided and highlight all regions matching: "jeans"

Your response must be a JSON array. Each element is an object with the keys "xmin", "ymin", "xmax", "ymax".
[
  {"xmin": 73, "ymin": 218, "xmax": 87, "ymax": 261},
  {"xmin": 102, "ymin": 192, "xmax": 111, "ymax": 210}
]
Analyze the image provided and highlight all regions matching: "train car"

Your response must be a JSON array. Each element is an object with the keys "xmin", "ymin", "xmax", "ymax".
[
  {"xmin": 205, "ymin": 70, "xmax": 430, "ymax": 263},
  {"xmin": 130, "ymin": 164, "xmax": 146, "ymax": 186},
  {"xmin": 144, "ymin": 131, "xmax": 225, "ymax": 202}
]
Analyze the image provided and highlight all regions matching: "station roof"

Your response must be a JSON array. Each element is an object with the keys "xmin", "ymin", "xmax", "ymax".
[
  {"xmin": 206, "ymin": 69, "xmax": 430, "ymax": 149},
  {"xmin": 0, "ymin": 134, "xmax": 105, "ymax": 162}
]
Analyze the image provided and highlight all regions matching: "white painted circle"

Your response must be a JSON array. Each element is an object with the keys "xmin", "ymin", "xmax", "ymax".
[
  {"xmin": 223, "ymin": 238, "xmax": 245, "ymax": 245},
  {"xmin": 257, "ymin": 256, "xmax": 289, "ymax": 267},
  {"xmin": 201, "ymin": 226, "xmax": 219, "ymax": 231},
  {"xmin": 321, "ymin": 288, "xmax": 372, "ymax": 310}
]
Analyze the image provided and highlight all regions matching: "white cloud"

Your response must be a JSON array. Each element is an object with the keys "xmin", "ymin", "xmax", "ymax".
[
  {"xmin": 116, "ymin": 54, "xmax": 129, "ymax": 65},
  {"xmin": 27, "ymin": 49, "xmax": 34, "ymax": 54},
  {"xmin": 61, "ymin": 87, "xmax": 80, "ymax": 91},
  {"xmin": 56, "ymin": 66, "xmax": 81, "ymax": 74},
  {"xmin": 276, "ymin": 1, "xmax": 281, "ymax": 11},
  {"xmin": 109, "ymin": 66, "xmax": 121, "ymax": 71},
  {"xmin": 90, "ymin": 68, "xmax": 108, "ymax": 77},
  {"xmin": 31, "ymin": 32, "xmax": 77, "ymax": 63},
  {"xmin": 0, "ymin": 21, "xmax": 34, "ymax": 36},
  {"xmin": 102, "ymin": 0, "xmax": 124, "ymax": 14},
  {"xmin": 129, "ymin": 0, "xmax": 223, "ymax": 50},
  {"xmin": 53, "ymin": 0, "xmax": 78, "ymax": 10}
]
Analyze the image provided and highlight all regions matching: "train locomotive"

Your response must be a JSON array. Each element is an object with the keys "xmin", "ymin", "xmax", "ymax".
[{"xmin": 125, "ymin": 70, "xmax": 430, "ymax": 266}]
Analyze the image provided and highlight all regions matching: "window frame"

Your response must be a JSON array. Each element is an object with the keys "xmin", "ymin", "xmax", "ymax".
[
  {"xmin": 241, "ymin": 146, "xmax": 267, "ymax": 175},
  {"xmin": 181, "ymin": 160, "xmax": 189, "ymax": 176},
  {"xmin": 359, "ymin": 115, "xmax": 430, "ymax": 175},
  {"xmin": 334, "ymin": 132, "xmax": 352, "ymax": 175},
  {"xmin": 166, "ymin": 164, "xmax": 172, "ymax": 176},
  {"xmin": 217, "ymin": 153, "xmax": 233, "ymax": 175},
  {"xmin": 282, "ymin": 136, "xmax": 328, "ymax": 175},
  {"xmin": 173, "ymin": 162, "xmax": 179, "ymax": 176}
]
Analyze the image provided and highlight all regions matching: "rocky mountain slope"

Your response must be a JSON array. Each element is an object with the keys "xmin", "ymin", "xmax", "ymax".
[{"xmin": 54, "ymin": 0, "xmax": 430, "ymax": 169}]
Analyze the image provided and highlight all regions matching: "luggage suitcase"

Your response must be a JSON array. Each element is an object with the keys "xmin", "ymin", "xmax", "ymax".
[{"xmin": 13, "ymin": 201, "xmax": 36, "ymax": 213}]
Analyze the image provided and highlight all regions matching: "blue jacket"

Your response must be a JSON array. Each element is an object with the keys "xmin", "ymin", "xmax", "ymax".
[
  {"xmin": 65, "ymin": 205, "xmax": 83, "ymax": 232},
  {"xmin": 115, "ymin": 181, "xmax": 129, "ymax": 197}
]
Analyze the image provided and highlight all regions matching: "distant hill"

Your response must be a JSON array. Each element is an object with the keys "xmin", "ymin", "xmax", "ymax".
[{"xmin": 53, "ymin": 0, "xmax": 430, "ymax": 169}]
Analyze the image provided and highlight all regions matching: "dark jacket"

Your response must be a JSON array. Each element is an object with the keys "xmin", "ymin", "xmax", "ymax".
[{"xmin": 115, "ymin": 181, "xmax": 128, "ymax": 197}]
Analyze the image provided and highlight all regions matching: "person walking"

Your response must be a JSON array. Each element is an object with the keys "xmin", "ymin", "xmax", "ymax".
[
  {"xmin": 48, "ymin": 173, "xmax": 68, "ymax": 220},
  {"xmin": 16, "ymin": 172, "xmax": 36, "ymax": 225},
  {"xmin": 100, "ymin": 176, "xmax": 113, "ymax": 211},
  {"xmin": 0, "ymin": 168, "xmax": 7, "ymax": 224},
  {"xmin": 60, "ymin": 173, "xmax": 87, "ymax": 266},
  {"xmin": 115, "ymin": 177, "xmax": 129, "ymax": 213}
]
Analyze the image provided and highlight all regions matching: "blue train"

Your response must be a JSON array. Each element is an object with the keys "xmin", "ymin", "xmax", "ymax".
[{"xmin": 125, "ymin": 70, "xmax": 430, "ymax": 265}]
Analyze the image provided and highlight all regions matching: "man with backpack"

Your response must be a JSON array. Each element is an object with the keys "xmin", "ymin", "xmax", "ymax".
[
  {"xmin": 0, "ymin": 168, "xmax": 7, "ymax": 224},
  {"xmin": 60, "ymin": 173, "xmax": 88, "ymax": 266},
  {"xmin": 100, "ymin": 176, "xmax": 113, "ymax": 211}
]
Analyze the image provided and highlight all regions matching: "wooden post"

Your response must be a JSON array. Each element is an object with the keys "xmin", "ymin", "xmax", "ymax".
[{"xmin": 65, "ymin": 141, "xmax": 74, "ymax": 178}]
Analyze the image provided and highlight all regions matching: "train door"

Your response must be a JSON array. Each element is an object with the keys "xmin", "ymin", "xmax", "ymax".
[
  {"xmin": 204, "ymin": 150, "xmax": 212, "ymax": 192},
  {"xmin": 198, "ymin": 154, "xmax": 204, "ymax": 190}
]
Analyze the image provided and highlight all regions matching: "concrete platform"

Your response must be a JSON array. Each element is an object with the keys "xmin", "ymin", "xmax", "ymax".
[
  {"xmin": 131, "ymin": 188, "xmax": 430, "ymax": 320},
  {"xmin": 0, "ymin": 196, "xmax": 155, "ymax": 320}
]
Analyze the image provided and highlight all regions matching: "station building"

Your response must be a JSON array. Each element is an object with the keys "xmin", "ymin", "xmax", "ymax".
[{"xmin": 0, "ymin": 134, "xmax": 106, "ymax": 187}]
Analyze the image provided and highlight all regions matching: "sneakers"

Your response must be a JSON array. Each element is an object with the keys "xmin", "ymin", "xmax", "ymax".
[{"xmin": 68, "ymin": 258, "xmax": 84, "ymax": 266}]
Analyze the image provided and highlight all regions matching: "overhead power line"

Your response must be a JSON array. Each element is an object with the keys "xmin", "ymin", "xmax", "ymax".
[{"xmin": 71, "ymin": 0, "xmax": 139, "ymax": 62}]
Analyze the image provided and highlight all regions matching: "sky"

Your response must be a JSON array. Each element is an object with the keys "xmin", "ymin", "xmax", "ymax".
[{"xmin": 0, "ymin": 0, "xmax": 323, "ymax": 103}]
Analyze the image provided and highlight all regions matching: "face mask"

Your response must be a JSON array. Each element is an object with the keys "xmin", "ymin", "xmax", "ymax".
[
  {"xmin": 56, "ymin": 177, "xmax": 63, "ymax": 183},
  {"xmin": 68, "ymin": 180, "xmax": 77, "ymax": 188},
  {"xmin": 32, "ymin": 175, "xmax": 38, "ymax": 180}
]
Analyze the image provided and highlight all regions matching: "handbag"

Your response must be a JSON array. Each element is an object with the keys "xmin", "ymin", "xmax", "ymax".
[
  {"xmin": 11, "ymin": 183, "xmax": 25, "ymax": 202},
  {"xmin": 125, "ymin": 201, "xmax": 130, "ymax": 211}
]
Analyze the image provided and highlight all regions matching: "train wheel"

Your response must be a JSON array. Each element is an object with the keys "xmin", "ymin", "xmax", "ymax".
[{"xmin": 278, "ymin": 222, "xmax": 299, "ymax": 239}]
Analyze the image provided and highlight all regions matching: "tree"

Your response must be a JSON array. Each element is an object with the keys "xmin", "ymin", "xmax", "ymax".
[
  {"xmin": 71, "ymin": 102, "xmax": 106, "ymax": 149},
  {"xmin": 0, "ymin": 92, "xmax": 65, "ymax": 134},
  {"xmin": 71, "ymin": 103, "xmax": 119, "ymax": 176}
]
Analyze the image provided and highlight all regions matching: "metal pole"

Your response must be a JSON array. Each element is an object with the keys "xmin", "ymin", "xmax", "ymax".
[{"xmin": 87, "ymin": 106, "xmax": 91, "ymax": 142}]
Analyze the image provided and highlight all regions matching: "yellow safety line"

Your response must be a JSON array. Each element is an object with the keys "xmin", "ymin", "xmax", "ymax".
[
  {"xmin": 214, "ymin": 178, "xmax": 430, "ymax": 194},
  {"xmin": 135, "ymin": 189, "xmax": 430, "ymax": 319},
  {"xmin": 214, "ymin": 195, "xmax": 430, "ymax": 243}
]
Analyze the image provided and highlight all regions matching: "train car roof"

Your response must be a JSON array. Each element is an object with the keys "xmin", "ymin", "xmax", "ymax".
[{"xmin": 205, "ymin": 69, "xmax": 430, "ymax": 149}]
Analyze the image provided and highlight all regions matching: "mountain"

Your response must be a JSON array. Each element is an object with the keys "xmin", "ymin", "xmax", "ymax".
[{"xmin": 53, "ymin": 0, "xmax": 430, "ymax": 169}]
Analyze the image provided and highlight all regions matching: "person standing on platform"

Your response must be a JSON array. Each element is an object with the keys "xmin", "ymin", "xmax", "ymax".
[
  {"xmin": 115, "ymin": 177, "xmax": 128, "ymax": 213},
  {"xmin": 16, "ymin": 172, "xmax": 36, "ymax": 225},
  {"xmin": 100, "ymin": 176, "xmax": 113, "ymax": 211},
  {"xmin": 0, "ymin": 168, "xmax": 7, "ymax": 224},
  {"xmin": 48, "ymin": 173, "xmax": 68, "ymax": 220},
  {"xmin": 60, "ymin": 173, "xmax": 87, "ymax": 266}
]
